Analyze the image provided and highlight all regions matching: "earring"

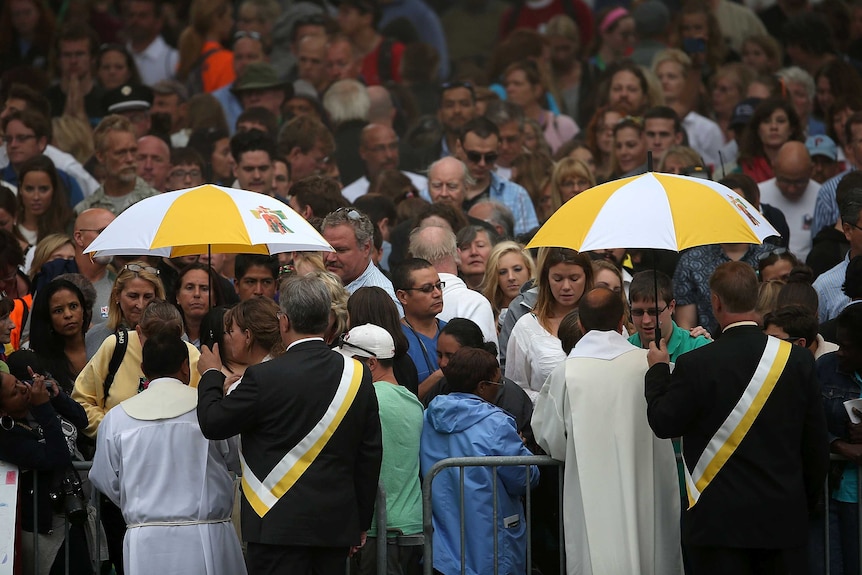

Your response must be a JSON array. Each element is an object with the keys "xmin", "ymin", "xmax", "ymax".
[{"xmin": 0, "ymin": 415, "xmax": 14, "ymax": 431}]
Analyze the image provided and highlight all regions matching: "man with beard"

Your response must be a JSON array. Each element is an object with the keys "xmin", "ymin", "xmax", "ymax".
[{"xmin": 75, "ymin": 115, "xmax": 157, "ymax": 215}]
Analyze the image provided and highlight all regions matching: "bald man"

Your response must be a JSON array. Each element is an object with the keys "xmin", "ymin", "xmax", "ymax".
[
  {"xmin": 758, "ymin": 141, "xmax": 819, "ymax": 260},
  {"xmin": 426, "ymin": 156, "xmax": 469, "ymax": 210},
  {"xmin": 341, "ymin": 123, "xmax": 427, "ymax": 202},
  {"xmin": 297, "ymin": 35, "xmax": 331, "ymax": 95},
  {"xmin": 367, "ymin": 86, "xmax": 394, "ymax": 127},
  {"xmin": 136, "ymin": 135, "xmax": 171, "ymax": 192}
]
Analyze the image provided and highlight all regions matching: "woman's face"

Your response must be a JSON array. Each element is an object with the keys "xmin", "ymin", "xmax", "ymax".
[
  {"xmin": 0, "ymin": 315, "xmax": 13, "ymax": 345},
  {"xmin": 505, "ymin": 69, "xmax": 540, "ymax": 108},
  {"xmin": 458, "ymin": 231, "xmax": 492, "ymax": 277},
  {"xmin": 20, "ymin": 170, "xmax": 53, "ymax": 218},
  {"xmin": 0, "ymin": 209, "xmax": 14, "ymax": 233},
  {"xmin": 522, "ymin": 123, "xmax": 540, "ymax": 152},
  {"xmin": 604, "ymin": 16, "xmax": 636, "ymax": 56},
  {"xmin": 681, "ymin": 12, "xmax": 708, "ymax": 40},
  {"xmin": 9, "ymin": 0, "xmax": 39, "ymax": 37},
  {"xmin": 757, "ymin": 108, "xmax": 792, "ymax": 150},
  {"xmin": 661, "ymin": 153, "xmax": 689, "ymax": 175},
  {"xmin": 435, "ymin": 332, "xmax": 461, "ymax": 369},
  {"xmin": 0, "ymin": 374, "xmax": 30, "ymax": 419},
  {"xmin": 558, "ymin": 171, "xmax": 592, "ymax": 203},
  {"xmin": 211, "ymin": 138, "xmax": 234, "ymax": 181},
  {"xmin": 49, "ymin": 288, "xmax": 84, "ymax": 338},
  {"xmin": 49, "ymin": 243, "xmax": 75, "ymax": 262},
  {"xmin": 614, "ymin": 126, "xmax": 647, "ymax": 173},
  {"xmin": 177, "ymin": 269, "xmax": 211, "ymax": 320},
  {"xmin": 656, "ymin": 61, "xmax": 686, "ymax": 103},
  {"xmin": 548, "ymin": 262, "xmax": 587, "ymax": 309},
  {"xmin": 608, "ymin": 70, "xmax": 645, "ymax": 114},
  {"xmin": 118, "ymin": 277, "xmax": 156, "ymax": 328},
  {"xmin": 594, "ymin": 268, "xmax": 622, "ymax": 295},
  {"xmin": 569, "ymin": 146, "xmax": 596, "ymax": 176},
  {"xmin": 98, "ymin": 50, "xmax": 131, "ymax": 91},
  {"xmin": 741, "ymin": 41, "xmax": 770, "ymax": 74},
  {"xmin": 597, "ymin": 111, "xmax": 623, "ymax": 156},
  {"xmin": 223, "ymin": 319, "xmax": 246, "ymax": 364},
  {"xmin": 497, "ymin": 252, "xmax": 531, "ymax": 303},
  {"xmin": 760, "ymin": 258, "xmax": 794, "ymax": 282},
  {"xmin": 816, "ymin": 75, "xmax": 833, "ymax": 115},
  {"xmin": 712, "ymin": 73, "xmax": 741, "ymax": 117}
]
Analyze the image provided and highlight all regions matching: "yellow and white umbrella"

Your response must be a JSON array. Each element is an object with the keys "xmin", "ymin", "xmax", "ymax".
[
  {"xmin": 527, "ymin": 172, "xmax": 780, "ymax": 252},
  {"xmin": 84, "ymin": 184, "xmax": 333, "ymax": 258}
]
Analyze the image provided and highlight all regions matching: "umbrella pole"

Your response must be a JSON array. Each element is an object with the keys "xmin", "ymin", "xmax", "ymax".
[
  {"xmin": 207, "ymin": 244, "xmax": 212, "ymax": 310},
  {"xmin": 653, "ymin": 249, "xmax": 661, "ymax": 346}
]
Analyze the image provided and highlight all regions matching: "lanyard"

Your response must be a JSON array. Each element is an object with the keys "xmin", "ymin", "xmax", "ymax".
[{"xmin": 403, "ymin": 319, "xmax": 436, "ymax": 374}]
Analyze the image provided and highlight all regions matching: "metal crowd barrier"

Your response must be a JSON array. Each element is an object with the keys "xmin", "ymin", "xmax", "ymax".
[{"xmin": 421, "ymin": 455, "xmax": 564, "ymax": 575}]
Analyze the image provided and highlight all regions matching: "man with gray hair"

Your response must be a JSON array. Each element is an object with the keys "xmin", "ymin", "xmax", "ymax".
[
  {"xmin": 324, "ymin": 79, "xmax": 370, "ymax": 185},
  {"xmin": 197, "ymin": 274, "xmax": 382, "ymax": 575},
  {"xmin": 484, "ymin": 101, "xmax": 524, "ymax": 180},
  {"xmin": 426, "ymin": 156, "xmax": 472, "ymax": 209},
  {"xmin": 322, "ymin": 207, "xmax": 401, "ymax": 311},
  {"xmin": 468, "ymin": 199, "xmax": 515, "ymax": 240},
  {"xmin": 409, "ymin": 225, "xmax": 498, "ymax": 348}
]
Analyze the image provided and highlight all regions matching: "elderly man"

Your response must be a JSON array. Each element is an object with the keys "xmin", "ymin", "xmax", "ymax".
[
  {"xmin": 321, "ymin": 207, "xmax": 400, "ymax": 310},
  {"xmin": 136, "ymin": 135, "xmax": 171, "ymax": 192},
  {"xmin": 758, "ymin": 141, "xmax": 820, "ymax": 260},
  {"xmin": 408, "ymin": 225, "xmax": 498, "ymax": 349},
  {"xmin": 75, "ymin": 115, "xmax": 157, "ymax": 215},
  {"xmin": 212, "ymin": 32, "xmax": 267, "ymax": 134},
  {"xmin": 534, "ymin": 288, "xmax": 683, "ymax": 575},
  {"xmin": 297, "ymin": 35, "xmax": 331, "ymax": 96},
  {"xmin": 468, "ymin": 200, "xmax": 515, "ymax": 240},
  {"xmin": 232, "ymin": 63, "xmax": 293, "ymax": 122},
  {"xmin": 342, "ymin": 124, "xmax": 427, "ymax": 202},
  {"xmin": 327, "ymin": 35, "xmax": 363, "ymax": 82},
  {"xmin": 426, "ymin": 156, "xmax": 469, "ymax": 208}
]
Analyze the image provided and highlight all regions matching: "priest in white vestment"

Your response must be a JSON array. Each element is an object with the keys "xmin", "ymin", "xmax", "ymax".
[
  {"xmin": 532, "ymin": 288, "xmax": 682, "ymax": 575},
  {"xmin": 90, "ymin": 333, "xmax": 246, "ymax": 575}
]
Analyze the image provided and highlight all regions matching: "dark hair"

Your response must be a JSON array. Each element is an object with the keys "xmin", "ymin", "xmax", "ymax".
[
  {"xmin": 738, "ymin": 98, "xmax": 804, "ymax": 165},
  {"xmin": 200, "ymin": 305, "xmax": 229, "ymax": 357},
  {"xmin": 764, "ymin": 303, "xmax": 818, "ymax": 345},
  {"xmin": 170, "ymin": 147, "xmax": 205, "ymax": 171},
  {"xmin": 578, "ymin": 287, "xmax": 625, "ymax": 332},
  {"xmin": 442, "ymin": 347, "xmax": 499, "ymax": 394},
  {"xmin": 629, "ymin": 270, "xmax": 673, "ymax": 305},
  {"xmin": 757, "ymin": 249, "xmax": 799, "ymax": 277},
  {"xmin": 776, "ymin": 276, "xmax": 819, "ymax": 316},
  {"xmin": 236, "ymin": 106, "xmax": 279, "ymax": 140},
  {"xmin": 643, "ymin": 106, "xmax": 682, "ymax": 134},
  {"xmin": 234, "ymin": 254, "xmax": 278, "ymax": 282},
  {"xmin": 187, "ymin": 126, "xmax": 230, "ymax": 182},
  {"xmin": 3, "ymin": 84, "xmax": 51, "ymax": 119},
  {"xmin": 439, "ymin": 318, "xmax": 498, "ymax": 355},
  {"xmin": 352, "ymin": 194, "xmax": 396, "ymax": 227},
  {"xmin": 30, "ymin": 278, "xmax": 88, "ymax": 391},
  {"xmin": 458, "ymin": 116, "xmax": 500, "ymax": 143},
  {"xmin": 392, "ymin": 258, "xmax": 434, "ymax": 292},
  {"xmin": 837, "ymin": 302, "xmax": 862, "ymax": 348},
  {"xmin": 559, "ymin": 309, "xmax": 582, "ymax": 355},
  {"xmin": 710, "ymin": 261, "xmax": 759, "ymax": 313},
  {"xmin": 96, "ymin": 44, "xmax": 142, "ymax": 86},
  {"xmin": 415, "ymin": 202, "xmax": 469, "ymax": 235},
  {"xmin": 54, "ymin": 21, "xmax": 99, "ymax": 61},
  {"xmin": 719, "ymin": 173, "xmax": 760, "ymax": 207},
  {"xmin": 1, "ymin": 108, "xmax": 51, "ymax": 142},
  {"xmin": 0, "ymin": 229, "xmax": 24, "ymax": 272},
  {"xmin": 290, "ymin": 176, "xmax": 349, "ymax": 218},
  {"xmin": 456, "ymin": 225, "xmax": 499, "ymax": 252},
  {"xmin": 843, "ymin": 255, "xmax": 862, "ymax": 299},
  {"xmin": 839, "ymin": 188, "xmax": 862, "ymax": 228},
  {"xmin": 836, "ymin": 170, "xmax": 862, "ymax": 215},
  {"xmin": 783, "ymin": 12, "xmax": 836, "ymax": 57},
  {"xmin": 17, "ymin": 155, "xmax": 73, "ymax": 244},
  {"xmin": 348, "ymin": 286, "xmax": 410, "ymax": 358},
  {"xmin": 175, "ymin": 264, "xmax": 224, "ymax": 330},
  {"xmin": 230, "ymin": 129, "xmax": 276, "ymax": 164},
  {"xmin": 141, "ymin": 332, "xmax": 189, "ymax": 380}
]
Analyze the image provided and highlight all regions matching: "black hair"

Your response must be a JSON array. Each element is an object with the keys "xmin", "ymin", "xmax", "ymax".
[
  {"xmin": 844, "ymin": 255, "xmax": 862, "ymax": 299},
  {"xmin": 763, "ymin": 304, "xmax": 818, "ymax": 346},
  {"xmin": 29, "ymin": 278, "xmax": 89, "ymax": 392},
  {"xmin": 230, "ymin": 128, "xmax": 276, "ymax": 164},
  {"xmin": 439, "ymin": 318, "xmax": 499, "ymax": 356},
  {"xmin": 391, "ymin": 258, "xmax": 433, "ymax": 292},
  {"xmin": 234, "ymin": 254, "xmax": 279, "ymax": 281},
  {"xmin": 643, "ymin": 106, "xmax": 682, "ymax": 134},
  {"xmin": 141, "ymin": 332, "xmax": 190, "ymax": 381},
  {"xmin": 236, "ymin": 107, "xmax": 279, "ymax": 140},
  {"xmin": 442, "ymin": 347, "xmax": 498, "ymax": 394},
  {"xmin": 579, "ymin": 287, "xmax": 624, "ymax": 332},
  {"xmin": 458, "ymin": 116, "xmax": 500, "ymax": 142}
]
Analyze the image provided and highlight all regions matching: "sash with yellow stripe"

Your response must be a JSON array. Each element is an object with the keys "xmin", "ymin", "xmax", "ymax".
[
  {"xmin": 682, "ymin": 337, "xmax": 791, "ymax": 509},
  {"xmin": 240, "ymin": 355, "xmax": 363, "ymax": 517}
]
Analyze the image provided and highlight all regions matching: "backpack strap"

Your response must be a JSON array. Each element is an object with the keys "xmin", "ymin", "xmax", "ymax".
[{"xmin": 102, "ymin": 328, "xmax": 129, "ymax": 404}]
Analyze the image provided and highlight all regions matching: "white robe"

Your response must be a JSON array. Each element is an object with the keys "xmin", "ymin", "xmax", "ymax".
[
  {"xmin": 532, "ymin": 330, "xmax": 682, "ymax": 575},
  {"xmin": 89, "ymin": 378, "xmax": 246, "ymax": 575}
]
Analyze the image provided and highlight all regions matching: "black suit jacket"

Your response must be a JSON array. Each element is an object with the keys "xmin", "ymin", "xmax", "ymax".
[
  {"xmin": 197, "ymin": 339, "xmax": 382, "ymax": 547},
  {"xmin": 645, "ymin": 325, "xmax": 828, "ymax": 548}
]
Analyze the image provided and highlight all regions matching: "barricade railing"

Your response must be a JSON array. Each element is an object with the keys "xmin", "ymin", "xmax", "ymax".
[{"xmin": 421, "ymin": 455, "xmax": 564, "ymax": 575}]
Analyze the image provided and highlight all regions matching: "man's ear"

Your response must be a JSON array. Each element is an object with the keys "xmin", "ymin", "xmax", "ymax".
[
  {"xmin": 396, "ymin": 289, "xmax": 408, "ymax": 306},
  {"xmin": 795, "ymin": 337, "xmax": 808, "ymax": 349}
]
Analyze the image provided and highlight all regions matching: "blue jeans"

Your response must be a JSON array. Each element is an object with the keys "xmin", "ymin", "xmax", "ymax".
[{"xmin": 809, "ymin": 500, "xmax": 860, "ymax": 575}]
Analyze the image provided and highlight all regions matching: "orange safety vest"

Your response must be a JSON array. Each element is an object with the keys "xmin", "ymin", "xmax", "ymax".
[{"xmin": 8, "ymin": 294, "xmax": 32, "ymax": 351}]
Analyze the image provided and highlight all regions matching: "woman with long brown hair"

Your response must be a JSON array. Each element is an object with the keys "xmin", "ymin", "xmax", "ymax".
[{"xmin": 176, "ymin": 0, "xmax": 235, "ymax": 94}]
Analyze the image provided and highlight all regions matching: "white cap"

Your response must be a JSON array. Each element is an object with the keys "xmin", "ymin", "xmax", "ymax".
[{"xmin": 337, "ymin": 324, "xmax": 395, "ymax": 359}]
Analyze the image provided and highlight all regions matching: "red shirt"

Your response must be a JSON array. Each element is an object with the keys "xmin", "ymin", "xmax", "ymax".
[
  {"xmin": 500, "ymin": 0, "xmax": 594, "ymax": 51},
  {"xmin": 361, "ymin": 38, "xmax": 405, "ymax": 86}
]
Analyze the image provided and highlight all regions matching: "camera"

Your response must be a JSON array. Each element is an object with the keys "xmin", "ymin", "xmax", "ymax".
[{"xmin": 49, "ymin": 467, "xmax": 88, "ymax": 525}]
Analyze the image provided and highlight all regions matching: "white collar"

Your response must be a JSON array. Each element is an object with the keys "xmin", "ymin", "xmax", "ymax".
[
  {"xmin": 120, "ymin": 377, "xmax": 197, "ymax": 421},
  {"xmin": 722, "ymin": 320, "xmax": 759, "ymax": 332},
  {"xmin": 286, "ymin": 337, "xmax": 324, "ymax": 351},
  {"xmin": 568, "ymin": 330, "xmax": 638, "ymax": 360}
]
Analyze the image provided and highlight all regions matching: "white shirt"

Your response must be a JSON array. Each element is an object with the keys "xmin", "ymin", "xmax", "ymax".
[
  {"xmin": 342, "ymin": 171, "xmax": 427, "ymax": 203},
  {"xmin": 682, "ymin": 112, "xmax": 724, "ymax": 171},
  {"xmin": 128, "ymin": 36, "xmax": 179, "ymax": 87},
  {"xmin": 436, "ymin": 272, "xmax": 499, "ymax": 350},
  {"xmin": 505, "ymin": 313, "xmax": 566, "ymax": 404},
  {"xmin": 758, "ymin": 177, "xmax": 819, "ymax": 261}
]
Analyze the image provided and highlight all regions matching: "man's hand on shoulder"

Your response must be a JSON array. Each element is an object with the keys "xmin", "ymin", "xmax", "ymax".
[
  {"xmin": 198, "ymin": 344, "xmax": 223, "ymax": 375},
  {"xmin": 647, "ymin": 339, "xmax": 670, "ymax": 367}
]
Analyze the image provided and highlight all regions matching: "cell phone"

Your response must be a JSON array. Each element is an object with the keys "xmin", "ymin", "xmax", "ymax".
[{"xmin": 682, "ymin": 37, "xmax": 706, "ymax": 55}]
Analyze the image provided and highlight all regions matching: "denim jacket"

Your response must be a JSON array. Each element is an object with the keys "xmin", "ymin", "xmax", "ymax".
[{"xmin": 817, "ymin": 352, "xmax": 860, "ymax": 444}]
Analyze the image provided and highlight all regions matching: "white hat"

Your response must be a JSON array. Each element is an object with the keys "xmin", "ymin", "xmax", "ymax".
[{"xmin": 337, "ymin": 324, "xmax": 395, "ymax": 359}]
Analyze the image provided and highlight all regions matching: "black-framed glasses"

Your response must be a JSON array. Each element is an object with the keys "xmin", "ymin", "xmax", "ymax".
[
  {"xmin": 77, "ymin": 226, "xmax": 107, "ymax": 234},
  {"xmin": 847, "ymin": 221, "xmax": 862, "ymax": 233},
  {"xmin": 756, "ymin": 247, "xmax": 787, "ymax": 261},
  {"xmin": 123, "ymin": 263, "xmax": 159, "ymax": 275},
  {"xmin": 464, "ymin": 150, "xmax": 498, "ymax": 165},
  {"xmin": 630, "ymin": 304, "xmax": 669, "ymax": 318},
  {"xmin": 338, "ymin": 334, "xmax": 377, "ymax": 357},
  {"xmin": 169, "ymin": 168, "xmax": 202, "ymax": 180},
  {"xmin": 401, "ymin": 281, "xmax": 445, "ymax": 294}
]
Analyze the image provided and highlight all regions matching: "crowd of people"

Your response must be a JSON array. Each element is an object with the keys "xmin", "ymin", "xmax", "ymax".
[{"xmin": 1, "ymin": 0, "xmax": 862, "ymax": 572}]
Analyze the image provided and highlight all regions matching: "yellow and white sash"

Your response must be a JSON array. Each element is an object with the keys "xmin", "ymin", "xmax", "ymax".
[
  {"xmin": 683, "ymin": 337, "xmax": 791, "ymax": 509},
  {"xmin": 240, "ymin": 355, "xmax": 363, "ymax": 517}
]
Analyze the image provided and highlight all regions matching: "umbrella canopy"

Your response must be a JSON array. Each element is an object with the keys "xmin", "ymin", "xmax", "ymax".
[
  {"xmin": 84, "ymin": 184, "xmax": 333, "ymax": 258},
  {"xmin": 527, "ymin": 173, "xmax": 780, "ymax": 252}
]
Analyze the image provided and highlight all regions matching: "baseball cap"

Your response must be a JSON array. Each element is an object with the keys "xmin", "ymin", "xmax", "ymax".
[
  {"xmin": 730, "ymin": 98, "xmax": 761, "ymax": 129},
  {"xmin": 805, "ymin": 135, "xmax": 838, "ymax": 161},
  {"xmin": 337, "ymin": 324, "xmax": 395, "ymax": 360},
  {"xmin": 102, "ymin": 83, "xmax": 154, "ymax": 114}
]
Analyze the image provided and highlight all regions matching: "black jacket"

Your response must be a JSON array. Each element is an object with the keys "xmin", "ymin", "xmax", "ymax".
[
  {"xmin": 197, "ymin": 339, "xmax": 382, "ymax": 547},
  {"xmin": 645, "ymin": 325, "xmax": 828, "ymax": 548}
]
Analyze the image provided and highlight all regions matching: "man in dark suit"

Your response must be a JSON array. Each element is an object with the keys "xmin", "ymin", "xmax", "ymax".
[
  {"xmin": 196, "ymin": 274, "xmax": 382, "ymax": 575},
  {"xmin": 645, "ymin": 261, "xmax": 829, "ymax": 574}
]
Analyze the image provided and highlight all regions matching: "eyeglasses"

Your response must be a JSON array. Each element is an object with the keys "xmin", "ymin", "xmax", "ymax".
[
  {"xmin": 338, "ymin": 334, "xmax": 377, "ymax": 357},
  {"xmin": 2, "ymin": 134, "xmax": 36, "ymax": 145},
  {"xmin": 464, "ymin": 150, "xmax": 498, "ymax": 165},
  {"xmin": 169, "ymin": 169, "xmax": 202, "ymax": 180},
  {"xmin": 78, "ymin": 226, "xmax": 108, "ymax": 234},
  {"xmin": 756, "ymin": 247, "xmax": 787, "ymax": 261},
  {"xmin": 630, "ymin": 304, "xmax": 669, "ymax": 318},
  {"xmin": 847, "ymin": 221, "xmax": 862, "ymax": 233},
  {"xmin": 401, "ymin": 281, "xmax": 445, "ymax": 294},
  {"xmin": 480, "ymin": 379, "xmax": 504, "ymax": 387},
  {"xmin": 123, "ymin": 263, "xmax": 159, "ymax": 275}
]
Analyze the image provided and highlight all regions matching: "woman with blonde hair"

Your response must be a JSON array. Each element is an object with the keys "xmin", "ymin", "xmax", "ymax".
[
  {"xmin": 84, "ymin": 261, "xmax": 165, "ymax": 358},
  {"xmin": 301, "ymin": 270, "xmax": 348, "ymax": 346},
  {"xmin": 27, "ymin": 233, "xmax": 74, "ymax": 279},
  {"xmin": 659, "ymin": 145, "xmax": 705, "ymax": 174},
  {"xmin": 176, "ymin": 0, "xmax": 235, "ymax": 94},
  {"xmin": 51, "ymin": 116, "xmax": 94, "ymax": 165},
  {"xmin": 549, "ymin": 157, "xmax": 595, "ymax": 215},
  {"xmin": 481, "ymin": 242, "xmax": 536, "ymax": 326}
]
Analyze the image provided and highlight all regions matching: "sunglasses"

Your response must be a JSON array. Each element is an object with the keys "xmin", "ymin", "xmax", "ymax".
[
  {"xmin": 756, "ymin": 247, "xmax": 787, "ymax": 262},
  {"xmin": 124, "ymin": 263, "xmax": 159, "ymax": 275},
  {"xmin": 333, "ymin": 207, "xmax": 365, "ymax": 222},
  {"xmin": 233, "ymin": 30, "xmax": 262, "ymax": 41},
  {"xmin": 338, "ymin": 334, "xmax": 377, "ymax": 357},
  {"xmin": 630, "ymin": 304, "xmax": 669, "ymax": 318},
  {"xmin": 401, "ymin": 281, "xmax": 445, "ymax": 294},
  {"xmin": 464, "ymin": 150, "xmax": 498, "ymax": 165}
]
